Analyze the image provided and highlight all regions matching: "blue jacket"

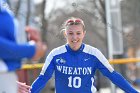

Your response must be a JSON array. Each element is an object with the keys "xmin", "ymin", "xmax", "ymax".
[
  {"xmin": 0, "ymin": 1, "xmax": 35, "ymax": 72},
  {"xmin": 31, "ymin": 44, "xmax": 139, "ymax": 93}
]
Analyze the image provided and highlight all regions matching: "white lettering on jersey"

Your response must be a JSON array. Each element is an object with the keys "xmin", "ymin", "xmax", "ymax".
[{"xmin": 56, "ymin": 66, "xmax": 92, "ymax": 75}]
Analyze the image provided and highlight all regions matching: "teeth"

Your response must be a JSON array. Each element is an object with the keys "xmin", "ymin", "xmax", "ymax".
[{"xmin": 72, "ymin": 41, "xmax": 77, "ymax": 42}]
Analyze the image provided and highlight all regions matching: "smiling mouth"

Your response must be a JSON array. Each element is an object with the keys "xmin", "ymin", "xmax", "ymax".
[{"xmin": 72, "ymin": 40, "xmax": 79, "ymax": 43}]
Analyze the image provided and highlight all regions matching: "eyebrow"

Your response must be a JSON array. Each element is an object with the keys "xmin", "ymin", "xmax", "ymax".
[{"xmin": 68, "ymin": 30, "xmax": 82, "ymax": 33}]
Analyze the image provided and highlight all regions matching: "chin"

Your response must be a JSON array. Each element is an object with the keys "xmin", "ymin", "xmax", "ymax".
[
  {"xmin": 72, "ymin": 48, "xmax": 78, "ymax": 51},
  {"xmin": 72, "ymin": 46, "xmax": 80, "ymax": 51}
]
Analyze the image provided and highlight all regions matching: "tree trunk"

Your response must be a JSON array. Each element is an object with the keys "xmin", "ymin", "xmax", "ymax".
[
  {"xmin": 41, "ymin": 0, "xmax": 47, "ymax": 42},
  {"xmin": 26, "ymin": 0, "xmax": 31, "ymax": 25}
]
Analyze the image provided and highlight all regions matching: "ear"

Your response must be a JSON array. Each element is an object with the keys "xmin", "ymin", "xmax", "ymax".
[
  {"xmin": 83, "ymin": 31, "xmax": 86, "ymax": 37},
  {"xmin": 63, "ymin": 31, "xmax": 67, "ymax": 38}
]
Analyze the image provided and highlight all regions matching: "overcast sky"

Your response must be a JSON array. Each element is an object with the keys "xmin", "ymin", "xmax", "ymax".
[{"xmin": 34, "ymin": 0, "xmax": 77, "ymax": 17}]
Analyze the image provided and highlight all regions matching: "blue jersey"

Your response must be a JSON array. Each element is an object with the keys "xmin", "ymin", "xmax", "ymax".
[
  {"xmin": 0, "ymin": 0, "xmax": 35, "ymax": 72},
  {"xmin": 31, "ymin": 44, "xmax": 139, "ymax": 93}
]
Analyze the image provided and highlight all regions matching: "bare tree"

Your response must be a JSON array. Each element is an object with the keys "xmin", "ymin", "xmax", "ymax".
[
  {"xmin": 15, "ymin": 0, "xmax": 21, "ymax": 17},
  {"xmin": 41, "ymin": 0, "xmax": 48, "ymax": 42},
  {"xmin": 26, "ymin": 0, "xmax": 31, "ymax": 25},
  {"xmin": 95, "ymin": 0, "xmax": 106, "ymax": 23}
]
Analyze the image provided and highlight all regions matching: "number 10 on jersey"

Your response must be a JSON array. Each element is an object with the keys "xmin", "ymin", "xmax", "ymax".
[{"xmin": 68, "ymin": 76, "xmax": 81, "ymax": 88}]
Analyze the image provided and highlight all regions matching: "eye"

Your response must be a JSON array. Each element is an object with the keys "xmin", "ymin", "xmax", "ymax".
[
  {"xmin": 77, "ymin": 32, "xmax": 81, "ymax": 35},
  {"xmin": 68, "ymin": 32, "xmax": 73, "ymax": 35}
]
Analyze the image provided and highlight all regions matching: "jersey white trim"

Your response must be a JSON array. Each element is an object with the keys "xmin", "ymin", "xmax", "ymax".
[
  {"xmin": 41, "ymin": 45, "xmax": 67, "ymax": 75},
  {"xmin": 83, "ymin": 44, "xmax": 114, "ymax": 72},
  {"xmin": 91, "ymin": 77, "xmax": 97, "ymax": 93},
  {"xmin": 0, "ymin": 59, "xmax": 8, "ymax": 72}
]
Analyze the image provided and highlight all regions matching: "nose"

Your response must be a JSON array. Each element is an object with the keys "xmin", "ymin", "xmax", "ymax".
[{"xmin": 72, "ymin": 34, "xmax": 78, "ymax": 40}]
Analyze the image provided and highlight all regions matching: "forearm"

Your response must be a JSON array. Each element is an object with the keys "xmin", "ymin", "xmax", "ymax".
[
  {"xmin": 107, "ymin": 71, "xmax": 139, "ymax": 93},
  {"xmin": 0, "ymin": 37, "xmax": 35, "ymax": 59}
]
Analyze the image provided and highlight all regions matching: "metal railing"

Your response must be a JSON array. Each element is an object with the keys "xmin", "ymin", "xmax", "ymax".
[{"xmin": 22, "ymin": 58, "xmax": 140, "ymax": 70}]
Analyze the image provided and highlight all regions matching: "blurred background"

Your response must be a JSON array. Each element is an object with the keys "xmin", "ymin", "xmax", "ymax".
[{"xmin": 5, "ymin": 0, "xmax": 140, "ymax": 93}]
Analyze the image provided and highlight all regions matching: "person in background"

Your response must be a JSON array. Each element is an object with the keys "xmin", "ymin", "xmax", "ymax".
[
  {"xmin": 0, "ymin": 0, "xmax": 47, "ymax": 93},
  {"xmin": 30, "ymin": 17, "xmax": 139, "ymax": 93}
]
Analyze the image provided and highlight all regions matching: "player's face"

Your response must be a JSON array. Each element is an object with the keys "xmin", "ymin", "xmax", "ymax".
[{"xmin": 64, "ymin": 24, "xmax": 86, "ymax": 51}]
